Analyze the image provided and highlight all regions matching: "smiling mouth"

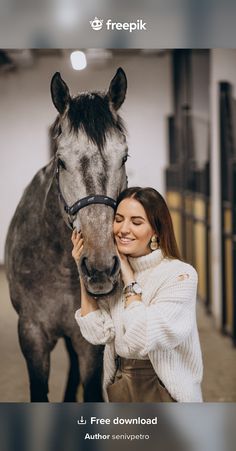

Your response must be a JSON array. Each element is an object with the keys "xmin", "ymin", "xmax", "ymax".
[{"xmin": 117, "ymin": 236, "xmax": 135, "ymax": 244}]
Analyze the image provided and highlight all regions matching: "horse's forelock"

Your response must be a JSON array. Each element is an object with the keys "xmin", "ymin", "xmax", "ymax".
[{"xmin": 67, "ymin": 92, "xmax": 125, "ymax": 150}]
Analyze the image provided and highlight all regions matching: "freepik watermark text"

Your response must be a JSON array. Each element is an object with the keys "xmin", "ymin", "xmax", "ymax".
[
  {"xmin": 90, "ymin": 17, "xmax": 147, "ymax": 32},
  {"xmin": 106, "ymin": 19, "xmax": 146, "ymax": 32}
]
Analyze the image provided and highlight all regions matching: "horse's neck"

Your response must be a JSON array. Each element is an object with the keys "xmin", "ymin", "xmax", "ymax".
[{"xmin": 41, "ymin": 161, "xmax": 67, "ymax": 237}]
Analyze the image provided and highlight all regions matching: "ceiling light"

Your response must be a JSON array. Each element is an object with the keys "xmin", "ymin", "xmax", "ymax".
[{"xmin": 70, "ymin": 51, "xmax": 87, "ymax": 70}]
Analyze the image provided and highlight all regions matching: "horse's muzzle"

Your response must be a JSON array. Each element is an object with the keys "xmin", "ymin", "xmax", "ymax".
[{"xmin": 80, "ymin": 256, "xmax": 120, "ymax": 295}]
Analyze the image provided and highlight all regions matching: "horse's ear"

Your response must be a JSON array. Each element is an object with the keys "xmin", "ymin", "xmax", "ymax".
[
  {"xmin": 50, "ymin": 72, "xmax": 70, "ymax": 114},
  {"xmin": 108, "ymin": 67, "xmax": 127, "ymax": 111}
]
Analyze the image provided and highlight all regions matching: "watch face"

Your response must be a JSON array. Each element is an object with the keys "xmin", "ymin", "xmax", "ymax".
[
  {"xmin": 124, "ymin": 282, "xmax": 142, "ymax": 296},
  {"xmin": 133, "ymin": 283, "xmax": 142, "ymax": 294}
]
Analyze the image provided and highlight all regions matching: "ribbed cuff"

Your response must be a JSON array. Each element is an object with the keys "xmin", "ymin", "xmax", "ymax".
[{"xmin": 75, "ymin": 308, "xmax": 115, "ymax": 344}]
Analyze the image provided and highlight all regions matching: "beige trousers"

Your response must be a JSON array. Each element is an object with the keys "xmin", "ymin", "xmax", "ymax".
[{"xmin": 107, "ymin": 357, "xmax": 176, "ymax": 403}]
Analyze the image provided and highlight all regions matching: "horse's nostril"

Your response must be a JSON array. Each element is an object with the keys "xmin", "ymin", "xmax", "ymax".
[
  {"xmin": 80, "ymin": 257, "xmax": 91, "ymax": 277},
  {"xmin": 110, "ymin": 256, "xmax": 120, "ymax": 277}
]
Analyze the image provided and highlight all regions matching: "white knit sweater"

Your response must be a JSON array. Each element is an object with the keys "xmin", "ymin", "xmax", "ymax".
[{"xmin": 75, "ymin": 249, "xmax": 203, "ymax": 402}]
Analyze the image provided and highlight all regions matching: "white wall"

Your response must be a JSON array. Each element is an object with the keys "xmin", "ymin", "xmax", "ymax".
[
  {"xmin": 210, "ymin": 49, "xmax": 236, "ymax": 326},
  {"xmin": 0, "ymin": 51, "xmax": 173, "ymax": 263}
]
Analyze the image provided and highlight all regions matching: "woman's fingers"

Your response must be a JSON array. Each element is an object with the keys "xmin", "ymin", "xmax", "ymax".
[
  {"xmin": 71, "ymin": 230, "xmax": 76, "ymax": 244},
  {"xmin": 71, "ymin": 229, "xmax": 82, "ymax": 244},
  {"xmin": 71, "ymin": 228, "xmax": 77, "ymax": 241},
  {"xmin": 115, "ymin": 244, "xmax": 128, "ymax": 262},
  {"xmin": 73, "ymin": 237, "xmax": 83, "ymax": 249},
  {"xmin": 115, "ymin": 244, "xmax": 121, "ymax": 257},
  {"xmin": 72, "ymin": 243, "xmax": 83, "ymax": 261},
  {"xmin": 71, "ymin": 229, "xmax": 83, "ymax": 262}
]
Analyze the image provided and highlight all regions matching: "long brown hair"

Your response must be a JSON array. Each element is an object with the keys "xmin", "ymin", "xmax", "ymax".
[{"xmin": 116, "ymin": 187, "xmax": 182, "ymax": 260}]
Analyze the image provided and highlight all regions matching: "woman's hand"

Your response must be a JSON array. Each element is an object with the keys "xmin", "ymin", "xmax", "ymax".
[
  {"xmin": 71, "ymin": 229, "xmax": 99, "ymax": 316},
  {"xmin": 115, "ymin": 246, "xmax": 135, "ymax": 286},
  {"xmin": 71, "ymin": 229, "xmax": 83, "ymax": 263},
  {"xmin": 71, "ymin": 228, "xmax": 87, "ymax": 295}
]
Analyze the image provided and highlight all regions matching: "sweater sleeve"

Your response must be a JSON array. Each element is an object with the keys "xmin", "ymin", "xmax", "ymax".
[
  {"xmin": 122, "ymin": 266, "xmax": 198, "ymax": 355},
  {"xmin": 75, "ymin": 299, "xmax": 115, "ymax": 345}
]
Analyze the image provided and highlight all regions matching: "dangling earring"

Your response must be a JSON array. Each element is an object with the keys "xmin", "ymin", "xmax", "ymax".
[{"xmin": 149, "ymin": 235, "xmax": 159, "ymax": 251}]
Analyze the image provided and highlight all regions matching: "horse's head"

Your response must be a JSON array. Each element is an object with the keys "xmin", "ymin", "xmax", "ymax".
[{"xmin": 50, "ymin": 68, "xmax": 128, "ymax": 296}]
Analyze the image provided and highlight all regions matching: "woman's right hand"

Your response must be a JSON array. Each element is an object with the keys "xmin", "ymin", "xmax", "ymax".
[
  {"xmin": 71, "ymin": 229, "xmax": 99, "ymax": 316},
  {"xmin": 71, "ymin": 229, "xmax": 83, "ymax": 263}
]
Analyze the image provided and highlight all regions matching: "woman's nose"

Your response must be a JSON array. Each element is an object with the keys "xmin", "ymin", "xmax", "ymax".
[{"xmin": 119, "ymin": 220, "xmax": 130, "ymax": 234}]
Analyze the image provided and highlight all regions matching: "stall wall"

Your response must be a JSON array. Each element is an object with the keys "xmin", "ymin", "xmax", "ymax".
[{"xmin": 210, "ymin": 49, "xmax": 236, "ymax": 326}]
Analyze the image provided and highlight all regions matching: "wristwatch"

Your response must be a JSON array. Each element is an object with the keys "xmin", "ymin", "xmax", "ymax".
[{"xmin": 123, "ymin": 281, "xmax": 142, "ymax": 297}]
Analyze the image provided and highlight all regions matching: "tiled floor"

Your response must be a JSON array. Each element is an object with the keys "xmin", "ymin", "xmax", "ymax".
[{"xmin": 0, "ymin": 267, "xmax": 235, "ymax": 402}]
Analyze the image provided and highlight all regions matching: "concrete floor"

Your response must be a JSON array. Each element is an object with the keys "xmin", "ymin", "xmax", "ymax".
[{"xmin": 0, "ymin": 267, "xmax": 236, "ymax": 402}]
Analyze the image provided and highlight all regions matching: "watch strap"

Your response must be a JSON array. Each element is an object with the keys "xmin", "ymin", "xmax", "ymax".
[{"xmin": 123, "ymin": 281, "xmax": 136, "ymax": 294}]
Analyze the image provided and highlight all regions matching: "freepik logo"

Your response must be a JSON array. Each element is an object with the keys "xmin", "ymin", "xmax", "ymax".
[
  {"xmin": 90, "ymin": 17, "xmax": 104, "ymax": 31},
  {"xmin": 90, "ymin": 17, "xmax": 147, "ymax": 32}
]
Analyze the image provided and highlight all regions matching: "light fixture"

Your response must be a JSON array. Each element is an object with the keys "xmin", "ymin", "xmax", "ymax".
[{"xmin": 70, "ymin": 51, "xmax": 87, "ymax": 70}]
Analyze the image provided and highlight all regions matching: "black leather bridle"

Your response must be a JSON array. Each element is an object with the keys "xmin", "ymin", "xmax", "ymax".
[{"xmin": 56, "ymin": 166, "xmax": 117, "ymax": 228}]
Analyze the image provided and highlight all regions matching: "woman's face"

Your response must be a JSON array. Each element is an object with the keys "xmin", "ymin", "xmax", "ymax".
[{"xmin": 113, "ymin": 198, "xmax": 155, "ymax": 258}]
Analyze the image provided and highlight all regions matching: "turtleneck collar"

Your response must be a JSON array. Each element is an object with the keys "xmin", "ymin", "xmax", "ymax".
[{"xmin": 128, "ymin": 249, "xmax": 164, "ymax": 272}]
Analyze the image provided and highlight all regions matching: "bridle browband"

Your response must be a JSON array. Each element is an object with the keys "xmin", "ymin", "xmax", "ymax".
[{"xmin": 56, "ymin": 166, "xmax": 117, "ymax": 223}]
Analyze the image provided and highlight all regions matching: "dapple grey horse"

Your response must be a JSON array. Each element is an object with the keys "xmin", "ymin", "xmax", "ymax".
[{"xmin": 5, "ymin": 68, "xmax": 128, "ymax": 402}]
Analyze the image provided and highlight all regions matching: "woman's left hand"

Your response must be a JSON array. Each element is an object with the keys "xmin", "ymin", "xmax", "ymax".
[{"xmin": 115, "ymin": 246, "xmax": 135, "ymax": 286}]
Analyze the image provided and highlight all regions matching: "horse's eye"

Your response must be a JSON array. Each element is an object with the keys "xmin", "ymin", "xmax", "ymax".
[
  {"xmin": 122, "ymin": 155, "xmax": 128, "ymax": 165},
  {"xmin": 58, "ymin": 158, "xmax": 67, "ymax": 170}
]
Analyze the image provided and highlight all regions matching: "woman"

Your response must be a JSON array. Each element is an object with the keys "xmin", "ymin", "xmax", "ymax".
[{"xmin": 72, "ymin": 187, "xmax": 203, "ymax": 402}]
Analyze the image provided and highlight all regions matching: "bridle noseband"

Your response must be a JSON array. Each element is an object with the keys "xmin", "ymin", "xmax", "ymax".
[{"xmin": 56, "ymin": 166, "xmax": 117, "ymax": 227}]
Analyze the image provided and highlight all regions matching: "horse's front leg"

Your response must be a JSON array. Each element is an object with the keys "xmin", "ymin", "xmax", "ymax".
[
  {"xmin": 63, "ymin": 336, "xmax": 80, "ymax": 402},
  {"xmin": 78, "ymin": 342, "xmax": 104, "ymax": 402},
  {"xmin": 18, "ymin": 318, "xmax": 53, "ymax": 402}
]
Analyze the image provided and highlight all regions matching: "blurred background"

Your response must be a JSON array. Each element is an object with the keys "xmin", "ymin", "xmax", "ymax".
[
  {"xmin": 0, "ymin": 48, "xmax": 236, "ymax": 402},
  {"xmin": 1, "ymin": 0, "xmax": 236, "ymax": 48}
]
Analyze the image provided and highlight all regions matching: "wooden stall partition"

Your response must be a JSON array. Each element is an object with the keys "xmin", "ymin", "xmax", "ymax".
[{"xmin": 219, "ymin": 82, "xmax": 236, "ymax": 344}]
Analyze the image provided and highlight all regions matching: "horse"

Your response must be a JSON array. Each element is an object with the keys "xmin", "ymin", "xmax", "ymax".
[{"xmin": 5, "ymin": 67, "xmax": 128, "ymax": 402}]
